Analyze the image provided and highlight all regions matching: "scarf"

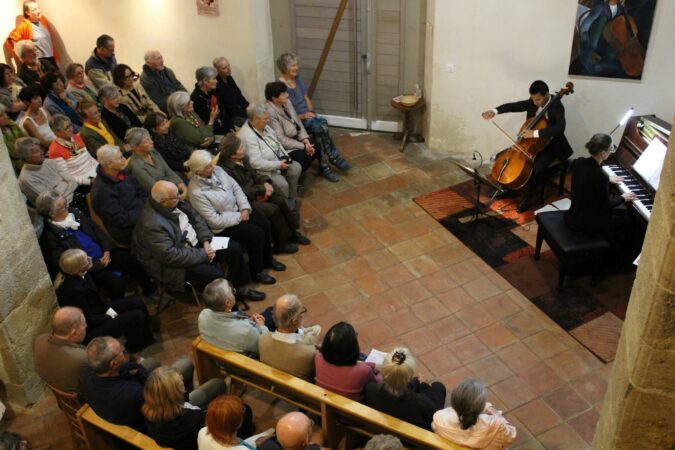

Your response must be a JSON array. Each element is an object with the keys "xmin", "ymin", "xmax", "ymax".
[
  {"xmin": 50, "ymin": 213, "xmax": 80, "ymax": 230},
  {"xmin": 84, "ymin": 122, "xmax": 115, "ymax": 145},
  {"xmin": 55, "ymin": 136, "xmax": 84, "ymax": 157}
]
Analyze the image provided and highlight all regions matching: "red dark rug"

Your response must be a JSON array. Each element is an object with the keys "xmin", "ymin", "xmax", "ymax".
[{"xmin": 414, "ymin": 180, "xmax": 635, "ymax": 362}]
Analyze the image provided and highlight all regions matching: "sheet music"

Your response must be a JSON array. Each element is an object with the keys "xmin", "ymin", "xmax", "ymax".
[{"xmin": 634, "ymin": 138, "xmax": 667, "ymax": 190}]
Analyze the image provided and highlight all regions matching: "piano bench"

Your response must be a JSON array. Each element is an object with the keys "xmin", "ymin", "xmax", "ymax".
[
  {"xmin": 540, "ymin": 159, "xmax": 569, "ymax": 202},
  {"xmin": 534, "ymin": 211, "xmax": 610, "ymax": 291}
]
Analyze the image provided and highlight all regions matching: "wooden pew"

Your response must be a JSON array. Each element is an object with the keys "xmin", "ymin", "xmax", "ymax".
[{"xmin": 192, "ymin": 337, "xmax": 468, "ymax": 450}]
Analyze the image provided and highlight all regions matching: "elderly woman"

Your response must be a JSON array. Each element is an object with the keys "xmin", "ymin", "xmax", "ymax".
[
  {"xmin": 237, "ymin": 102, "xmax": 302, "ymax": 208},
  {"xmin": 433, "ymin": 379, "xmax": 516, "ymax": 449},
  {"xmin": 48, "ymin": 114, "xmax": 97, "ymax": 186},
  {"xmin": 17, "ymin": 137, "xmax": 78, "ymax": 205},
  {"xmin": 199, "ymin": 279, "xmax": 269, "ymax": 351},
  {"xmin": 112, "ymin": 64, "xmax": 161, "ymax": 122},
  {"xmin": 365, "ymin": 347, "xmax": 446, "ymax": 431},
  {"xmin": 99, "ymin": 84, "xmax": 143, "ymax": 144},
  {"xmin": 198, "ymin": 395, "xmax": 254, "ymax": 449},
  {"xmin": 0, "ymin": 103, "xmax": 26, "ymax": 174},
  {"xmin": 315, "ymin": 322, "xmax": 383, "ymax": 401},
  {"xmin": 167, "ymin": 90, "xmax": 217, "ymax": 151},
  {"xmin": 191, "ymin": 66, "xmax": 228, "ymax": 135},
  {"xmin": 277, "ymin": 52, "xmax": 351, "ymax": 173},
  {"xmin": 17, "ymin": 84, "xmax": 55, "ymax": 150},
  {"xmin": 77, "ymin": 100, "xmax": 125, "ymax": 157},
  {"xmin": 41, "ymin": 72, "xmax": 82, "ymax": 132},
  {"xmin": 0, "ymin": 63, "xmax": 27, "ymax": 119},
  {"xmin": 65, "ymin": 63, "xmax": 101, "ymax": 108},
  {"xmin": 125, "ymin": 127, "xmax": 187, "ymax": 197},
  {"xmin": 186, "ymin": 150, "xmax": 285, "ymax": 286},
  {"xmin": 217, "ymin": 133, "xmax": 309, "ymax": 254},
  {"xmin": 143, "ymin": 111, "xmax": 191, "ymax": 174},
  {"xmin": 14, "ymin": 39, "xmax": 59, "ymax": 86},
  {"xmin": 54, "ymin": 248, "xmax": 155, "ymax": 360}
]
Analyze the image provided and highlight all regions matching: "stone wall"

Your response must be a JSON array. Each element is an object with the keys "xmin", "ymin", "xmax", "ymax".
[
  {"xmin": 593, "ymin": 126, "xmax": 675, "ymax": 448},
  {"xmin": 0, "ymin": 136, "xmax": 56, "ymax": 415}
]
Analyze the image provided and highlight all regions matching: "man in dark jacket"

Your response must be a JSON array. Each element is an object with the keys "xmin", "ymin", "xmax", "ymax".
[
  {"xmin": 213, "ymin": 56, "xmax": 249, "ymax": 130},
  {"xmin": 140, "ymin": 50, "xmax": 187, "ymax": 113},
  {"xmin": 84, "ymin": 34, "xmax": 117, "ymax": 89}
]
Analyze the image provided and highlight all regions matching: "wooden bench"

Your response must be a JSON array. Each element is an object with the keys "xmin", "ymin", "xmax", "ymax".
[
  {"xmin": 77, "ymin": 404, "xmax": 171, "ymax": 449},
  {"xmin": 192, "ymin": 337, "xmax": 467, "ymax": 450}
]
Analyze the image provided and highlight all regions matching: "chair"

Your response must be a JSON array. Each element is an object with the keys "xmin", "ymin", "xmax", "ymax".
[
  {"xmin": 535, "ymin": 210, "xmax": 610, "ymax": 290},
  {"xmin": 540, "ymin": 158, "xmax": 569, "ymax": 202},
  {"xmin": 45, "ymin": 383, "xmax": 88, "ymax": 449},
  {"xmin": 86, "ymin": 193, "xmax": 129, "ymax": 249}
]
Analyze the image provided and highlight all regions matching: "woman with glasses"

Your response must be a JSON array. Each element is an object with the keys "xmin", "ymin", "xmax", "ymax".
[
  {"xmin": 47, "ymin": 114, "xmax": 97, "ymax": 186},
  {"xmin": 191, "ymin": 66, "xmax": 228, "ymax": 135},
  {"xmin": 167, "ymin": 90, "xmax": 217, "ymax": 151},
  {"xmin": 99, "ymin": 84, "xmax": 143, "ymax": 146},
  {"xmin": 144, "ymin": 111, "xmax": 192, "ymax": 175},
  {"xmin": 41, "ymin": 72, "xmax": 82, "ymax": 132},
  {"xmin": 112, "ymin": 64, "xmax": 161, "ymax": 122},
  {"xmin": 65, "ymin": 63, "xmax": 101, "ymax": 109}
]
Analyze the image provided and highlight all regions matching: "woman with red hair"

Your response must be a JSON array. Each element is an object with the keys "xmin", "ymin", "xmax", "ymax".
[{"xmin": 198, "ymin": 395, "xmax": 254, "ymax": 449}]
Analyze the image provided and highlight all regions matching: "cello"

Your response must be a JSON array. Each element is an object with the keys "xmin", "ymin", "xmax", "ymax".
[{"xmin": 490, "ymin": 82, "xmax": 574, "ymax": 190}]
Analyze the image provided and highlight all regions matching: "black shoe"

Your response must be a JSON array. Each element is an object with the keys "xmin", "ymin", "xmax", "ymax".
[
  {"xmin": 274, "ymin": 242, "xmax": 299, "ymax": 254},
  {"xmin": 237, "ymin": 288, "xmax": 266, "ymax": 301},
  {"xmin": 516, "ymin": 199, "xmax": 532, "ymax": 213},
  {"xmin": 254, "ymin": 272, "xmax": 276, "ymax": 285},
  {"xmin": 269, "ymin": 259, "xmax": 286, "ymax": 272},
  {"xmin": 291, "ymin": 233, "xmax": 311, "ymax": 245},
  {"xmin": 494, "ymin": 190, "xmax": 518, "ymax": 200}
]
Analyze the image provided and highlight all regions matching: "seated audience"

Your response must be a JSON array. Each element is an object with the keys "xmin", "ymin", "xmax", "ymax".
[
  {"xmin": 259, "ymin": 294, "xmax": 319, "ymax": 380},
  {"xmin": 218, "ymin": 133, "xmax": 309, "ymax": 253},
  {"xmin": 14, "ymin": 39, "xmax": 58, "ymax": 86},
  {"xmin": 365, "ymin": 347, "xmax": 446, "ymax": 431},
  {"xmin": 198, "ymin": 394, "xmax": 254, "ymax": 449},
  {"xmin": 4, "ymin": 1, "xmax": 59, "ymax": 70},
  {"xmin": 143, "ymin": 366, "xmax": 226, "ymax": 450},
  {"xmin": 258, "ymin": 411, "xmax": 328, "ymax": 450},
  {"xmin": 433, "ymin": 378, "xmax": 516, "ymax": 450},
  {"xmin": 191, "ymin": 66, "xmax": 228, "ymax": 134},
  {"xmin": 41, "ymin": 72, "xmax": 82, "ymax": 131},
  {"xmin": 167, "ymin": 90, "xmax": 216, "ymax": 151},
  {"xmin": 54, "ymin": 249, "xmax": 155, "ymax": 356},
  {"xmin": 363, "ymin": 435, "xmax": 404, "ymax": 450},
  {"xmin": 84, "ymin": 34, "xmax": 117, "ymax": 89},
  {"xmin": 17, "ymin": 136, "xmax": 77, "ymax": 204},
  {"xmin": 0, "ymin": 63, "xmax": 27, "ymax": 119},
  {"xmin": 33, "ymin": 307, "xmax": 87, "ymax": 394},
  {"xmin": 0, "ymin": 103, "xmax": 26, "ymax": 174},
  {"xmin": 17, "ymin": 84, "xmax": 55, "ymax": 150},
  {"xmin": 99, "ymin": 84, "xmax": 142, "ymax": 144},
  {"xmin": 186, "ymin": 150, "xmax": 284, "ymax": 285},
  {"xmin": 65, "ymin": 63, "xmax": 100, "ymax": 108},
  {"xmin": 48, "ymin": 114, "xmax": 97, "ymax": 185},
  {"xmin": 199, "ymin": 279, "xmax": 268, "ymax": 353},
  {"xmin": 140, "ymin": 50, "xmax": 187, "ymax": 113},
  {"xmin": 78, "ymin": 100, "xmax": 124, "ymax": 157},
  {"xmin": 112, "ymin": 63, "xmax": 161, "ymax": 122},
  {"xmin": 277, "ymin": 52, "xmax": 351, "ymax": 172},
  {"xmin": 237, "ymin": 103, "xmax": 301, "ymax": 208},
  {"xmin": 125, "ymin": 127, "xmax": 187, "ymax": 196},
  {"xmin": 315, "ymin": 322, "xmax": 382, "ymax": 401},
  {"xmin": 90, "ymin": 144, "xmax": 148, "ymax": 246},
  {"xmin": 132, "ymin": 180, "xmax": 264, "ymax": 300},
  {"xmin": 144, "ymin": 111, "xmax": 191, "ymax": 174},
  {"xmin": 213, "ymin": 56, "xmax": 249, "ymax": 130}
]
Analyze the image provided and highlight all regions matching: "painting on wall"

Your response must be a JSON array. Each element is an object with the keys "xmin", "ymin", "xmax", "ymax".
[
  {"xmin": 196, "ymin": 0, "xmax": 219, "ymax": 17},
  {"xmin": 568, "ymin": 0, "xmax": 657, "ymax": 80}
]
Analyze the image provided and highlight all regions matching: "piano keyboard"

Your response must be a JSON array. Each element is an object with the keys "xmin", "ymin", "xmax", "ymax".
[{"xmin": 602, "ymin": 165, "xmax": 653, "ymax": 221}]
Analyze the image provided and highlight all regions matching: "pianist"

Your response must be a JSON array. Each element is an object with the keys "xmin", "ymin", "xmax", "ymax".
[{"xmin": 565, "ymin": 133, "xmax": 636, "ymax": 260}]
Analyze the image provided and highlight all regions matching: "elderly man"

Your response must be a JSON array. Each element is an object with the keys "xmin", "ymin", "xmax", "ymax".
[
  {"xmin": 90, "ymin": 145, "xmax": 147, "ymax": 246},
  {"xmin": 33, "ymin": 307, "xmax": 87, "ymax": 394},
  {"xmin": 84, "ymin": 34, "xmax": 117, "ymax": 89},
  {"xmin": 78, "ymin": 100, "xmax": 124, "ymax": 157},
  {"xmin": 132, "ymin": 180, "xmax": 264, "ymax": 300},
  {"xmin": 4, "ymin": 1, "xmax": 59, "ymax": 71},
  {"xmin": 14, "ymin": 39, "xmax": 58, "ymax": 85},
  {"xmin": 259, "ymin": 412, "xmax": 328, "ymax": 450},
  {"xmin": 17, "ymin": 136, "xmax": 77, "ymax": 204},
  {"xmin": 213, "ymin": 56, "xmax": 249, "ymax": 130},
  {"xmin": 258, "ymin": 295, "xmax": 320, "ymax": 380},
  {"xmin": 238, "ymin": 103, "xmax": 302, "ymax": 209},
  {"xmin": 140, "ymin": 50, "xmax": 187, "ymax": 113}
]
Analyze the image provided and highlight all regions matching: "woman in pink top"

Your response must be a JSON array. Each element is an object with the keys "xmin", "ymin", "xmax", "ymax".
[{"xmin": 314, "ymin": 322, "xmax": 382, "ymax": 401}]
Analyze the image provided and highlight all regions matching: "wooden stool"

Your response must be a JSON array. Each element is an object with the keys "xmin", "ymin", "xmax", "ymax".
[
  {"xmin": 535, "ymin": 211, "xmax": 610, "ymax": 290},
  {"xmin": 390, "ymin": 97, "xmax": 425, "ymax": 152}
]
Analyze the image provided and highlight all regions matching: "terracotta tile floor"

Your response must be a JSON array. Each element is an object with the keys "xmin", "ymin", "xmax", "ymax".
[{"xmin": 0, "ymin": 130, "xmax": 609, "ymax": 449}]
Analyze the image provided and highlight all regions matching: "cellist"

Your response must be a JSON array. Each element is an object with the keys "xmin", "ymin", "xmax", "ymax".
[{"xmin": 481, "ymin": 80, "xmax": 573, "ymax": 213}]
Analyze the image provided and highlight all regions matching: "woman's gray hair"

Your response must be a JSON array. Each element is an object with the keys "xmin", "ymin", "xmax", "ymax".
[
  {"xmin": 125, "ymin": 127, "xmax": 150, "ymax": 148},
  {"xmin": 98, "ymin": 85, "xmax": 119, "ymax": 103},
  {"xmin": 363, "ymin": 434, "xmax": 404, "ymax": 450},
  {"xmin": 273, "ymin": 294, "xmax": 303, "ymax": 329},
  {"xmin": 167, "ymin": 91, "xmax": 191, "ymax": 119},
  {"xmin": 185, "ymin": 150, "xmax": 213, "ymax": 177},
  {"xmin": 14, "ymin": 40, "xmax": 35, "ymax": 58},
  {"xmin": 380, "ymin": 347, "xmax": 416, "ymax": 397},
  {"xmin": 451, "ymin": 378, "xmax": 488, "ymax": 430},
  {"xmin": 35, "ymin": 191, "xmax": 60, "ymax": 217},
  {"xmin": 202, "ymin": 279, "xmax": 234, "ymax": 312},
  {"xmin": 15, "ymin": 136, "xmax": 40, "ymax": 160},
  {"xmin": 86, "ymin": 336, "xmax": 118, "ymax": 374},
  {"xmin": 96, "ymin": 144, "xmax": 122, "ymax": 165},
  {"xmin": 246, "ymin": 102, "xmax": 267, "ymax": 120},
  {"xmin": 276, "ymin": 52, "xmax": 298, "ymax": 74},
  {"xmin": 195, "ymin": 66, "xmax": 217, "ymax": 84},
  {"xmin": 49, "ymin": 114, "xmax": 72, "ymax": 133}
]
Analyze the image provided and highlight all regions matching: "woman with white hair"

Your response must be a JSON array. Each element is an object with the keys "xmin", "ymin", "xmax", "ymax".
[
  {"xmin": 48, "ymin": 114, "xmax": 97, "ymax": 186},
  {"xmin": 191, "ymin": 66, "xmax": 228, "ymax": 134},
  {"xmin": 186, "ymin": 150, "xmax": 286, "ymax": 286},
  {"xmin": 99, "ymin": 84, "xmax": 142, "ymax": 145},
  {"xmin": 15, "ymin": 39, "xmax": 59, "ymax": 85},
  {"xmin": 365, "ymin": 347, "xmax": 446, "ymax": 431},
  {"xmin": 167, "ymin": 90, "xmax": 217, "ymax": 151}
]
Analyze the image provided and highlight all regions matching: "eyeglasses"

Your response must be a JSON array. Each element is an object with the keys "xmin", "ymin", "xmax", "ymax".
[{"xmin": 124, "ymin": 73, "xmax": 139, "ymax": 81}]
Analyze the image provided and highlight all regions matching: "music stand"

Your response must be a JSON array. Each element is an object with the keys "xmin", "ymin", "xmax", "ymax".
[{"xmin": 454, "ymin": 160, "xmax": 503, "ymax": 222}]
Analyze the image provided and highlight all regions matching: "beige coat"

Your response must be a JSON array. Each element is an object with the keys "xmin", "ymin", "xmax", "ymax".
[{"xmin": 265, "ymin": 100, "xmax": 309, "ymax": 152}]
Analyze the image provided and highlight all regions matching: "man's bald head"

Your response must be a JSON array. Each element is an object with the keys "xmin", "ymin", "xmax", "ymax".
[
  {"xmin": 144, "ymin": 50, "xmax": 164, "ymax": 71},
  {"xmin": 273, "ymin": 294, "xmax": 304, "ymax": 331},
  {"xmin": 276, "ymin": 412, "xmax": 312, "ymax": 449},
  {"xmin": 151, "ymin": 180, "xmax": 179, "ymax": 204},
  {"xmin": 52, "ymin": 307, "xmax": 85, "ymax": 341}
]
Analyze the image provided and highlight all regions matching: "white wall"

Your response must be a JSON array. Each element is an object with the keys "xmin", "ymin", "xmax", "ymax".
[
  {"xmin": 2, "ymin": 0, "xmax": 275, "ymax": 102},
  {"xmin": 424, "ymin": 0, "xmax": 675, "ymax": 158}
]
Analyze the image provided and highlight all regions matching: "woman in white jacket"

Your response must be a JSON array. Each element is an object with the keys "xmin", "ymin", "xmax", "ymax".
[{"xmin": 186, "ymin": 150, "xmax": 286, "ymax": 285}]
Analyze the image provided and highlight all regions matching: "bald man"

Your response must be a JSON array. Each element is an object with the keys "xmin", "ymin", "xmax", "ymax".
[
  {"xmin": 33, "ymin": 306, "xmax": 88, "ymax": 393},
  {"xmin": 140, "ymin": 50, "xmax": 186, "ymax": 113},
  {"xmin": 258, "ymin": 412, "xmax": 328, "ymax": 450}
]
